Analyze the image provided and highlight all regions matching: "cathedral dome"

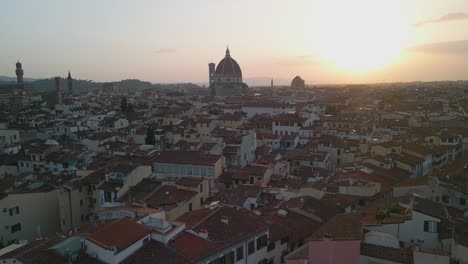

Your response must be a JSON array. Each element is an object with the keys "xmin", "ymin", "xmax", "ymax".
[
  {"xmin": 291, "ymin": 76, "xmax": 305, "ymax": 88},
  {"xmin": 215, "ymin": 47, "xmax": 242, "ymax": 77}
]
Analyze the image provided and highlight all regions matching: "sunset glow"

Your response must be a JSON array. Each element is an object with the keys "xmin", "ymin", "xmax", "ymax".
[{"xmin": 313, "ymin": 0, "xmax": 411, "ymax": 71}]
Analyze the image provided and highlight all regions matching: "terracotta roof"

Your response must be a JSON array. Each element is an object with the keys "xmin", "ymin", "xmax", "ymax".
[
  {"xmin": 86, "ymin": 217, "xmax": 152, "ymax": 253},
  {"xmin": 283, "ymin": 196, "xmax": 344, "ymax": 222},
  {"xmin": 262, "ymin": 209, "xmax": 321, "ymax": 242},
  {"xmin": 408, "ymin": 197, "xmax": 449, "ymax": 219},
  {"xmin": 117, "ymin": 178, "xmax": 162, "ymax": 203},
  {"xmin": 176, "ymin": 207, "xmax": 215, "ymax": 229},
  {"xmin": 393, "ymin": 177, "xmax": 429, "ymax": 187},
  {"xmin": 272, "ymin": 113, "xmax": 307, "ymax": 123},
  {"xmin": 176, "ymin": 177, "xmax": 203, "ymax": 188},
  {"xmin": 145, "ymin": 185, "xmax": 197, "ymax": 211},
  {"xmin": 206, "ymin": 185, "xmax": 263, "ymax": 207},
  {"xmin": 172, "ymin": 206, "xmax": 269, "ymax": 262},
  {"xmin": 154, "ymin": 151, "xmax": 221, "ymax": 166},
  {"xmin": 360, "ymin": 243, "xmax": 411, "ymax": 264},
  {"xmin": 170, "ymin": 232, "xmax": 218, "ymax": 263},
  {"xmin": 0, "ymin": 238, "xmax": 67, "ymax": 264},
  {"xmin": 121, "ymin": 240, "xmax": 189, "ymax": 264},
  {"xmin": 310, "ymin": 213, "xmax": 362, "ymax": 241}
]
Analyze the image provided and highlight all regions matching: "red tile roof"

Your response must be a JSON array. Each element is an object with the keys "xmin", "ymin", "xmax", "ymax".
[
  {"xmin": 145, "ymin": 185, "xmax": 197, "ymax": 211},
  {"xmin": 154, "ymin": 151, "xmax": 221, "ymax": 166},
  {"xmin": 172, "ymin": 206, "xmax": 269, "ymax": 262},
  {"xmin": 170, "ymin": 232, "xmax": 218, "ymax": 263},
  {"xmin": 310, "ymin": 213, "xmax": 362, "ymax": 241},
  {"xmin": 121, "ymin": 240, "xmax": 189, "ymax": 264},
  {"xmin": 86, "ymin": 217, "xmax": 152, "ymax": 253}
]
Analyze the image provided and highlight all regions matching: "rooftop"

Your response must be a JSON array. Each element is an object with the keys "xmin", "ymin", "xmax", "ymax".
[{"xmin": 86, "ymin": 217, "xmax": 152, "ymax": 253}]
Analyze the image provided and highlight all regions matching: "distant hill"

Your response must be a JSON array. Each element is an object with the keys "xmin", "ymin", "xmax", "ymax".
[
  {"xmin": 31, "ymin": 78, "xmax": 102, "ymax": 93},
  {"xmin": 0, "ymin": 76, "xmax": 39, "ymax": 83},
  {"xmin": 1, "ymin": 75, "xmax": 201, "ymax": 92}
]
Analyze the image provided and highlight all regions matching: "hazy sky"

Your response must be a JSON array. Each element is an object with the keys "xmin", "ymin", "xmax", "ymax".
[{"xmin": 1, "ymin": 0, "xmax": 468, "ymax": 85}]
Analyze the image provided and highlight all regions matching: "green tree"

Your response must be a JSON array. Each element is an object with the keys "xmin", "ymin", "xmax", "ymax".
[
  {"xmin": 127, "ymin": 103, "xmax": 134, "ymax": 113},
  {"xmin": 120, "ymin": 97, "xmax": 128, "ymax": 112},
  {"xmin": 145, "ymin": 127, "xmax": 156, "ymax": 145}
]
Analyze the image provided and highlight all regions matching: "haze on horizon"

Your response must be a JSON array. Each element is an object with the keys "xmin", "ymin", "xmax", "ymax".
[{"xmin": 1, "ymin": 0, "xmax": 468, "ymax": 85}]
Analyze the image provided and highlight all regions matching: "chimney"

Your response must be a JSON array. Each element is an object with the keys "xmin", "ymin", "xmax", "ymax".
[
  {"xmin": 199, "ymin": 229, "xmax": 209, "ymax": 239},
  {"xmin": 221, "ymin": 215, "xmax": 229, "ymax": 224},
  {"xmin": 323, "ymin": 232, "xmax": 333, "ymax": 240}
]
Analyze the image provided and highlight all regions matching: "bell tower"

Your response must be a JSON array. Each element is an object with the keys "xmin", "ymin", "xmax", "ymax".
[
  {"xmin": 67, "ymin": 71, "xmax": 73, "ymax": 95},
  {"xmin": 15, "ymin": 61, "xmax": 24, "ymax": 84}
]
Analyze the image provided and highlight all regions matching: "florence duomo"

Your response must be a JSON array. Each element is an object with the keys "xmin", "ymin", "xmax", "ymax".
[{"xmin": 209, "ymin": 47, "xmax": 248, "ymax": 97}]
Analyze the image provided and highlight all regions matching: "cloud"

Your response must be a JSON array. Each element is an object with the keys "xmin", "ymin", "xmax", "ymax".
[
  {"xmin": 408, "ymin": 39, "xmax": 468, "ymax": 54},
  {"xmin": 414, "ymin": 12, "xmax": 468, "ymax": 27},
  {"xmin": 154, "ymin": 48, "xmax": 177, "ymax": 54}
]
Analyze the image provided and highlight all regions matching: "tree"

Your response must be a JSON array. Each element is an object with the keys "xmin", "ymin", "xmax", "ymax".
[
  {"xmin": 145, "ymin": 127, "xmax": 156, "ymax": 145},
  {"xmin": 127, "ymin": 103, "xmax": 134, "ymax": 113},
  {"xmin": 120, "ymin": 97, "xmax": 128, "ymax": 112}
]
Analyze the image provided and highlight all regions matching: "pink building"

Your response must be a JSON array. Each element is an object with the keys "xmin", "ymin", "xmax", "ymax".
[{"xmin": 285, "ymin": 213, "xmax": 362, "ymax": 264}]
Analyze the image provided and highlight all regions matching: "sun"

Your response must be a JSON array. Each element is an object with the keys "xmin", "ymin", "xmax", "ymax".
[{"xmin": 312, "ymin": 0, "xmax": 410, "ymax": 72}]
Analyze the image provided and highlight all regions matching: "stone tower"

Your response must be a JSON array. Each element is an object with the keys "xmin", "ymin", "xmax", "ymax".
[
  {"xmin": 55, "ymin": 77, "xmax": 63, "ymax": 104},
  {"xmin": 15, "ymin": 61, "xmax": 24, "ymax": 84},
  {"xmin": 67, "ymin": 71, "xmax": 73, "ymax": 95}
]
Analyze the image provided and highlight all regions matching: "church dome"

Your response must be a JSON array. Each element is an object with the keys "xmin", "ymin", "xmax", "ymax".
[
  {"xmin": 291, "ymin": 75, "xmax": 305, "ymax": 88},
  {"xmin": 215, "ymin": 48, "xmax": 242, "ymax": 77}
]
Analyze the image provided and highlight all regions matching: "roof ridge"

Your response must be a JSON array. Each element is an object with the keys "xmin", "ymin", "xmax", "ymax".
[{"xmin": 190, "ymin": 205, "xmax": 223, "ymax": 230}]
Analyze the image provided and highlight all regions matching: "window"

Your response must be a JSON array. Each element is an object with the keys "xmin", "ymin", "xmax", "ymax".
[
  {"xmin": 104, "ymin": 191, "xmax": 112, "ymax": 203},
  {"xmin": 200, "ymin": 183, "xmax": 203, "ymax": 193},
  {"xmin": 248, "ymin": 240, "xmax": 255, "ymax": 255},
  {"xmin": 188, "ymin": 203, "xmax": 192, "ymax": 212},
  {"xmin": 200, "ymin": 197, "xmax": 204, "ymax": 205},
  {"xmin": 442, "ymin": 195, "xmax": 449, "ymax": 204},
  {"xmin": 257, "ymin": 235, "xmax": 268, "ymax": 250},
  {"xmin": 267, "ymin": 241, "xmax": 275, "ymax": 252},
  {"xmin": 298, "ymin": 239, "xmax": 304, "ymax": 247},
  {"xmin": 80, "ymin": 200, "xmax": 83, "ymax": 207},
  {"xmin": 226, "ymin": 251, "xmax": 234, "ymax": 263},
  {"xmin": 460, "ymin": 198, "xmax": 466, "ymax": 206},
  {"xmin": 79, "ymin": 186, "xmax": 83, "ymax": 193},
  {"xmin": 143, "ymin": 237, "xmax": 150, "ymax": 244},
  {"xmin": 15, "ymin": 207, "xmax": 19, "ymax": 214},
  {"xmin": 424, "ymin": 221, "xmax": 440, "ymax": 233},
  {"xmin": 281, "ymin": 236, "xmax": 288, "ymax": 245},
  {"xmin": 236, "ymin": 246, "xmax": 244, "ymax": 261},
  {"xmin": 11, "ymin": 223, "xmax": 21, "ymax": 233}
]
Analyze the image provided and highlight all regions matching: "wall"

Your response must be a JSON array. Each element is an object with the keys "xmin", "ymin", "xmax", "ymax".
[
  {"xmin": 360, "ymin": 255, "xmax": 402, "ymax": 264},
  {"xmin": 308, "ymin": 240, "xmax": 361, "ymax": 264},
  {"xmin": 117, "ymin": 166, "xmax": 152, "ymax": 197},
  {"xmin": 58, "ymin": 184, "xmax": 98, "ymax": 231},
  {"xmin": 0, "ymin": 165, "xmax": 18, "ymax": 179},
  {"xmin": 413, "ymin": 251, "xmax": 449, "ymax": 264},
  {"xmin": 0, "ymin": 189, "xmax": 61, "ymax": 243},
  {"xmin": 452, "ymin": 242, "xmax": 468, "ymax": 264},
  {"xmin": 393, "ymin": 185, "xmax": 431, "ymax": 198},
  {"xmin": 398, "ymin": 211, "xmax": 441, "ymax": 248},
  {"xmin": 0, "ymin": 130, "xmax": 20, "ymax": 146}
]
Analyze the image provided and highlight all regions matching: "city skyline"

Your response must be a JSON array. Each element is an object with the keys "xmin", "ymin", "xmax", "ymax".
[{"xmin": 1, "ymin": 0, "xmax": 468, "ymax": 85}]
